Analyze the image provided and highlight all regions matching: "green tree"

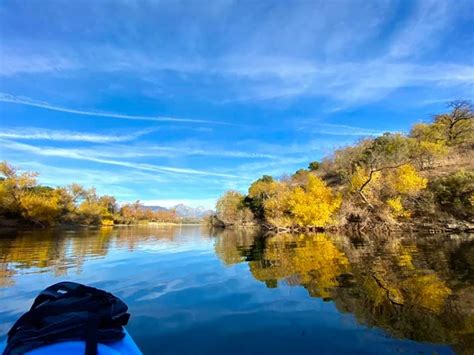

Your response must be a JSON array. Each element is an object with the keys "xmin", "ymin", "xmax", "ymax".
[
  {"xmin": 430, "ymin": 171, "xmax": 474, "ymax": 219},
  {"xmin": 308, "ymin": 161, "xmax": 321, "ymax": 171}
]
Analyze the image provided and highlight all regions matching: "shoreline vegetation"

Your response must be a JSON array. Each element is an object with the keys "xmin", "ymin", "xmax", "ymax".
[
  {"xmin": 210, "ymin": 101, "xmax": 474, "ymax": 234},
  {"xmin": 0, "ymin": 164, "xmax": 197, "ymax": 228}
]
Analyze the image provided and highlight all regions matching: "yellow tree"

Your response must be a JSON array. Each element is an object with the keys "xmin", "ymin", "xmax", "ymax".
[
  {"xmin": 385, "ymin": 164, "xmax": 427, "ymax": 218},
  {"xmin": 386, "ymin": 164, "xmax": 427, "ymax": 195},
  {"xmin": 288, "ymin": 175, "xmax": 341, "ymax": 227},
  {"xmin": 0, "ymin": 161, "xmax": 38, "ymax": 215},
  {"xmin": 433, "ymin": 100, "xmax": 473, "ymax": 146},
  {"xmin": 262, "ymin": 182, "xmax": 292, "ymax": 227},
  {"xmin": 247, "ymin": 175, "xmax": 281, "ymax": 219},
  {"xmin": 19, "ymin": 189, "xmax": 62, "ymax": 226}
]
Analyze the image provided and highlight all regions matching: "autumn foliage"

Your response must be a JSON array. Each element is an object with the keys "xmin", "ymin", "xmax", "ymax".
[
  {"xmin": 215, "ymin": 100, "xmax": 473, "ymax": 229},
  {"xmin": 0, "ymin": 162, "xmax": 179, "ymax": 226}
]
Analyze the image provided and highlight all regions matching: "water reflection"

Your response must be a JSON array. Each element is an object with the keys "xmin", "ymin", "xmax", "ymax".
[
  {"xmin": 0, "ymin": 226, "xmax": 473, "ymax": 354},
  {"xmin": 213, "ymin": 229, "xmax": 474, "ymax": 354},
  {"xmin": 0, "ymin": 225, "xmax": 211, "ymax": 287}
]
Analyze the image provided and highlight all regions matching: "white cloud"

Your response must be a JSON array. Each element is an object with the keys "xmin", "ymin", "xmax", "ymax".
[
  {"xmin": 1, "ymin": 0, "xmax": 472, "ymax": 106},
  {"xmin": 303, "ymin": 123, "xmax": 396, "ymax": 136},
  {"xmin": 0, "ymin": 93, "xmax": 231, "ymax": 125},
  {"xmin": 0, "ymin": 127, "xmax": 155, "ymax": 143},
  {"xmin": 0, "ymin": 139, "xmax": 239, "ymax": 178},
  {"xmin": 388, "ymin": 0, "xmax": 451, "ymax": 59}
]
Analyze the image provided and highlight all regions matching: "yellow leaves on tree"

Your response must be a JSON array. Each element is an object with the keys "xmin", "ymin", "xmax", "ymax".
[
  {"xmin": 19, "ymin": 191, "xmax": 62, "ymax": 226},
  {"xmin": 0, "ymin": 180, "xmax": 17, "ymax": 214},
  {"xmin": 262, "ymin": 182, "xmax": 292, "ymax": 227},
  {"xmin": 0, "ymin": 161, "xmax": 38, "ymax": 214},
  {"xmin": 387, "ymin": 196, "xmax": 411, "ymax": 218},
  {"xmin": 349, "ymin": 166, "xmax": 381, "ymax": 197},
  {"xmin": 248, "ymin": 178, "xmax": 280, "ymax": 199},
  {"xmin": 387, "ymin": 164, "xmax": 427, "ymax": 195},
  {"xmin": 288, "ymin": 175, "xmax": 341, "ymax": 227}
]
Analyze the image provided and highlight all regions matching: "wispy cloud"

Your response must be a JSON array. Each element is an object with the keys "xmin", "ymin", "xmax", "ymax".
[
  {"xmin": 0, "ymin": 93, "xmax": 231, "ymax": 125},
  {"xmin": 301, "ymin": 123, "xmax": 395, "ymax": 136},
  {"xmin": 1, "ymin": 139, "xmax": 239, "ymax": 179},
  {"xmin": 0, "ymin": 127, "xmax": 155, "ymax": 143},
  {"xmin": 388, "ymin": 0, "xmax": 451, "ymax": 59},
  {"xmin": 17, "ymin": 161, "xmax": 166, "ymax": 186}
]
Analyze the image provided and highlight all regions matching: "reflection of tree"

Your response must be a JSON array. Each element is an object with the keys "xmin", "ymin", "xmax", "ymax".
[
  {"xmin": 0, "ymin": 263, "xmax": 15, "ymax": 287},
  {"xmin": 0, "ymin": 225, "xmax": 208, "ymax": 287},
  {"xmin": 214, "ymin": 230, "xmax": 474, "ymax": 354},
  {"xmin": 248, "ymin": 234, "xmax": 350, "ymax": 299},
  {"xmin": 213, "ymin": 228, "xmax": 260, "ymax": 266}
]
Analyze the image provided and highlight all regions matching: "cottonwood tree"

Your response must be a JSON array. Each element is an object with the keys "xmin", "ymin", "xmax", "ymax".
[
  {"xmin": 434, "ymin": 100, "xmax": 473, "ymax": 146},
  {"xmin": 288, "ymin": 175, "xmax": 341, "ymax": 227}
]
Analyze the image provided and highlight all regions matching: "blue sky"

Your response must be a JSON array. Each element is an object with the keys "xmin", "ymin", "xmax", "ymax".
[{"xmin": 1, "ymin": 0, "xmax": 473, "ymax": 208}]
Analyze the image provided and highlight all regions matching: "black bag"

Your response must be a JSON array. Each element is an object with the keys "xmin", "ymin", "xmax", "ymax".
[{"xmin": 3, "ymin": 282, "xmax": 130, "ymax": 355}]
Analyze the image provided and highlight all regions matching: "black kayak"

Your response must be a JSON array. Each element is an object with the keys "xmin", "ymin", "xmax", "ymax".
[{"xmin": 0, "ymin": 282, "xmax": 142, "ymax": 355}]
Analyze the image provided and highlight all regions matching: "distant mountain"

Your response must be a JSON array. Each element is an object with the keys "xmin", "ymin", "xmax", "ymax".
[
  {"xmin": 143, "ymin": 204, "xmax": 213, "ymax": 219},
  {"xmin": 172, "ymin": 204, "xmax": 213, "ymax": 219},
  {"xmin": 144, "ymin": 205, "xmax": 170, "ymax": 212}
]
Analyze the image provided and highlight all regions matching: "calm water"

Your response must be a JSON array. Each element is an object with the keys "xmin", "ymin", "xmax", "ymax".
[{"xmin": 0, "ymin": 226, "xmax": 473, "ymax": 354}]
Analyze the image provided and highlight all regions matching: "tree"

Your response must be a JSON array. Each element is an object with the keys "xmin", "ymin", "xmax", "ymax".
[
  {"xmin": 288, "ymin": 175, "xmax": 341, "ymax": 227},
  {"xmin": 386, "ymin": 164, "xmax": 427, "ymax": 196},
  {"xmin": 308, "ymin": 161, "xmax": 321, "ymax": 171},
  {"xmin": 246, "ymin": 175, "xmax": 278, "ymax": 219},
  {"xmin": 347, "ymin": 134, "xmax": 417, "ymax": 207},
  {"xmin": 386, "ymin": 196, "xmax": 411, "ymax": 218},
  {"xmin": 19, "ymin": 190, "xmax": 62, "ymax": 226},
  {"xmin": 216, "ymin": 191, "xmax": 253, "ymax": 226},
  {"xmin": 0, "ymin": 161, "xmax": 38, "ymax": 216},
  {"xmin": 433, "ymin": 100, "xmax": 473, "ymax": 146},
  {"xmin": 261, "ymin": 182, "xmax": 292, "ymax": 227},
  {"xmin": 430, "ymin": 171, "xmax": 474, "ymax": 219},
  {"xmin": 75, "ymin": 188, "xmax": 115, "ymax": 225}
]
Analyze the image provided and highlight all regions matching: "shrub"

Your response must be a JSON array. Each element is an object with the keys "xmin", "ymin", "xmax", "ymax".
[
  {"xmin": 386, "ymin": 196, "xmax": 411, "ymax": 218},
  {"xmin": 288, "ymin": 175, "xmax": 341, "ymax": 227},
  {"xmin": 429, "ymin": 171, "xmax": 474, "ymax": 219}
]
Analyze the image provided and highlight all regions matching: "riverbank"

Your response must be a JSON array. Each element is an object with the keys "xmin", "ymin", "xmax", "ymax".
[
  {"xmin": 212, "ymin": 218, "xmax": 474, "ymax": 235},
  {"xmin": 0, "ymin": 218, "xmax": 203, "ymax": 231},
  {"xmin": 213, "ymin": 103, "xmax": 473, "ymax": 235}
]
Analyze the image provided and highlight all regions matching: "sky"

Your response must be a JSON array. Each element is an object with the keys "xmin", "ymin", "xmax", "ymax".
[{"xmin": 0, "ymin": 0, "xmax": 473, "ymax": 209}]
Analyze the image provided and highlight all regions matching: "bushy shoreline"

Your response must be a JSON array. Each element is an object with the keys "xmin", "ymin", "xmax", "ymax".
[
  {"xmin": 0, "ymin": 163, "xmax": 181, "ymax": 227},
  {"xmin": 212, "ymin": 101, "xmax": 474, "ymax": 233}
]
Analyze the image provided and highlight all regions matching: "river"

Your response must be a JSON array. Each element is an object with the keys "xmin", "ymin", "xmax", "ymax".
[{"xmin": 0, "ymin": 225, "xmax": 472, "ymax": 354}]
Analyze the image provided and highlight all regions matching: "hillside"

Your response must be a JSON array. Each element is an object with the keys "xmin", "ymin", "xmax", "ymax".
[{"xmin": 213, "ymin": 101, "xmax": 474, "ymax": 233}]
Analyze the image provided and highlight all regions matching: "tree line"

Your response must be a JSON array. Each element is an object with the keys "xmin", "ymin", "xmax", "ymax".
[
  {"xmin": 214, "ymin": 101, "xmax": 474, "ymax": 231},
  {"xmin": 0, "ymin": 164, "xmax": 179, "ymax": 227}
]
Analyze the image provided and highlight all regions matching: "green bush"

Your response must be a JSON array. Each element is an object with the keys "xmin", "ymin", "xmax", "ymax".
[{"xmin": 429, "ymin": 171, "xmax": 474, "ymax": 219}]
